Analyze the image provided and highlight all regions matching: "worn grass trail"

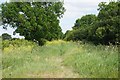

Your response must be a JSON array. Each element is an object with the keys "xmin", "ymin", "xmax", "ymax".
[
  {"xmin": 25, "ymin": 50, "xmax": 79, "ymax": 78},
  {"xmin": 27, "ymin": 42, "xmax": 79, "ymax": 78},
  {"xmin": 35, "ymin": 56, "xmax": 79, "ymax": 78},
  {"xmin": 2, "ymin": 40, "xmax": 79, "ymax": 78},
  {"xmin": 2, "ymin": 40, "xmax": 118, "ymax": 78}
]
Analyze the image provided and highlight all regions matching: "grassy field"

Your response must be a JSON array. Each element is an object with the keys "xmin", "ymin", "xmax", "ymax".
[
  {"xmin": 2, "ymin": 39, "xmax": 119, "ymax": 78},
  {"xmin": 0, "ymin": 37, "xmax": 2, "ymax": 79}
]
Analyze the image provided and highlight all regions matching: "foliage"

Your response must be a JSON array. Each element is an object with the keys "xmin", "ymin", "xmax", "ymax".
[
  {"xmin": 73, "ymin": 14, "xmax": 97, "ymax": 30},
  {"xmin": 2, "ymin": 33, "xmax": 12, "ymax": 40},
  {"xmin": 64, "ymin": 30, "xmax": 74, "ymax": 41},
  {"xmin": 46, "ymin": 39, "xmax": 66, "ymax": 45},
  {"xmin": 96, "ymin": 1, "xmax": 120, "ymax": 44},
  {"xmin": 2, "ymin": 40, "xmax": 118, "ymax": 78},
  {"xmin": 2, "ymin": 39, "xmax": 36, "ymax": 49},
  {"xmin": 0, "ymin": 36, "xmax": 2, "ymax": 49},
  {"xmin": 64, "ymin": 14, "xmax": 97, "ymax": 43},
  {"xmin": 64, "ymin": 1, "xmax": 120, "ymax": 45},
  {"xmin": 1, "ymin": 2, "xmax": 65, "ymax": 45}
]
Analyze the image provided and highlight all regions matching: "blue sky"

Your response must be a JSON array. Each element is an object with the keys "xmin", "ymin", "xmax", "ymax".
[{"xmin": 0, "ymin": 0, "xmax": 111, "ymax": 38}]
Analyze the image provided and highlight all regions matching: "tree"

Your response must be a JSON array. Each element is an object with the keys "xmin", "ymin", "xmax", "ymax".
[
  {"xmin": 64, "ymin": 1, "xmax": 120, "ymax": 45},
  {"xmin": 73, "ymin": 14, "xmax": 97, "ymax": 30},
  {"xmin": 64, "ymin": 30, "xmax": 74, "ymax": 41},
  {"xmin": 1, "ymin": 2, "xmax": 65, "ymax": 45},
  {"xmin": 96, "ymin": 1, "xmax": 120, "ymax": 44},
  {"xmin": 0, "ymin": 4, "xmax": 1, "ymax": 26},
  {"xmin": 2, "ymin": 33, "xmax": 12, "ymax": 40},
  {"xmin": 65, "ymin": 14, "xmax": 97, "ymax": 42},
  {"xmin": 73, "ymin": 14, "xmax": 97, "ymax": 42}
]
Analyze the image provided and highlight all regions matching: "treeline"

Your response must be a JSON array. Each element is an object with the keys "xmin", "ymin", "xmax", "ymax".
[
  {"xmin": 64, "ymin": 1, "xmax": 120, "ymax": 45},
  {"xmin": 1, "ymin": 1, "xmax": 120, "ymax": 45}
]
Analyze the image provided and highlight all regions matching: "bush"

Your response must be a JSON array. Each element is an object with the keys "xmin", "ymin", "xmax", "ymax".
[
  {"xmin": 2, "ymin": 33, "xmax": 12, "ymax": 40},
  {"xmin": 38, "ymin": 38, "xmax": 47, "ymax": 46},
  {"xmin": 2, "ymin": 39, "xmax": 36, "ymax": 49}
]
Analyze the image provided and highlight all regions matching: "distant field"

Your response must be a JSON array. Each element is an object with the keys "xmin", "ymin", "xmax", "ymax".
[{"xmin": 2, "ymin": 39, "xmax": 119, "ymax": 78}]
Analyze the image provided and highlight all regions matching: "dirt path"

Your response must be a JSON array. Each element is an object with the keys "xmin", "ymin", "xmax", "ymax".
[{"xmin": 40, "ymin": 56, "xmax": 80, "ymax": 78}]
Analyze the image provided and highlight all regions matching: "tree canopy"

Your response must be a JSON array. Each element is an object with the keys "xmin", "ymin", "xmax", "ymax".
[
  {"xmin": 64, "ymin": 1, "xmax": 120, "ymax": 45},
  {"xmin": 73, "ymin": 14, "xmax": 97, "ymax": 30},
  {"xmin": 64, "ymin": 14, "xmax": 97, "ymax": 42},
  {"xmin": 96, "ymin": 1, "xmax": 120, "ymax": 44},
  {"xmin": 1, "ymin": 2, "xmax": 65, "ymax": 45}
]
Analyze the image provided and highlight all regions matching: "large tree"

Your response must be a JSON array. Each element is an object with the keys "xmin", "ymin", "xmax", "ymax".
[
  {"xmin": 64, "ymin": 14, "xmax": 97, "ymax": 41},
  {"xmin": 64, "ymin": 1, "xmax": 120, "ymax": 45},
  {"xmin": 1, "ymin": 2, "xmax": 65, "ymax": 45},
  {"xmin": 96, "ymin": 1, "xmax": 120, "ymax": 44},
  {"xmin": 73, "ymin": 14, "xmax": 97, "ymax": 30}
]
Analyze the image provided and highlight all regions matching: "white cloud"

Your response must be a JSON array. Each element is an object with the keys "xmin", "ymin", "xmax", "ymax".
[
  {"xmin": 60, "ymin": 0, "xmax": 113, "ymax": 33},
  {"xmin": 63, "ymin": 0, "xmax": 111, "ymax": 18}
]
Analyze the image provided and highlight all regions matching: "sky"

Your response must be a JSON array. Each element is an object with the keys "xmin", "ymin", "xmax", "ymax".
[{"xmin": 0, "ymin": 0, "xmax": 112, "ymax": 38}]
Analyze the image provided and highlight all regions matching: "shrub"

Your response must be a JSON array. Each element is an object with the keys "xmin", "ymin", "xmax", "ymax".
[
  {"xmin": 2, "ymin": 39, "xmax": 36, "ymax": 49},
  {"xmin": 2, "ymin": 33, "xmax": 12, "ymax": 40}
]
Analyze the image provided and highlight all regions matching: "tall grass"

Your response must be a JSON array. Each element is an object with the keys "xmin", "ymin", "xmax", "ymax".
[
  {"xmin": 0, "ymin": 37, "xmax": 2, "ymax": 79},
  {"xmin": 63, "ymin": 43, "xmax": 118, "ymax": 78},
  {"xmin": 2, "ymin": 39, "xmax": 119, "ymax": 78}
]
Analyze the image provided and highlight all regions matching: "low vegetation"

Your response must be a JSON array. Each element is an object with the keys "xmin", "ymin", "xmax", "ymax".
[
  {"xmin": 2, "ymin": 39, "xmax": 118, "ymax": 78},
  {"xmin": 0, "ymin": 37, "xmax": 2, "ymax": 79}
]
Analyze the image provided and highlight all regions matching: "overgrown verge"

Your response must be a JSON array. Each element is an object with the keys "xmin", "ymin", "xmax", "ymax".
[
  {"xmin": 63, "ymin": 43, "xmax": 118, "ymax": 78},
  {"xmin": 2, "ymin": 39, "xmax": 119, "ymax": 78},
  {"xmin": 2, "ymin": 39, "xmax": 36, "ymax": 51}
]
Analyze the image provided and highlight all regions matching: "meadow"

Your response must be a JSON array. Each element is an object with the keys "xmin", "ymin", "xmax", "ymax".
[
  {"xmin": 2, "ymin": 39, "xmax": 119, "ymax": 78},
  {"xmin": 0, "ymin": 37, "xmax": 2, "ymax": 79}
]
